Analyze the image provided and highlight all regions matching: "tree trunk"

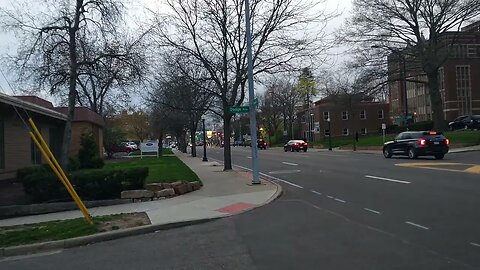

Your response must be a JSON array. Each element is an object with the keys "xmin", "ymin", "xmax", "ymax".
[
  {"xmin": 223, "ymin": 114, "xmax": 233, "ymax": 171},
  {"xmin": 158, "ymin": 131, "xmax": 164, "ymax": 156},
  {"xmin": 427, "ymin": 70, "xmax": 447, "ymax": 131},
  {"xmin": 190, "ymin": 127, "xmax": 197, "ymax": 157}
]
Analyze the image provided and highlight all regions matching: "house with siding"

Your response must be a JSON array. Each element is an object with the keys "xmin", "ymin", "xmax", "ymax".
[{"xmin": 0, "ymin": 93, "xmax": 104, "ymax": 180}]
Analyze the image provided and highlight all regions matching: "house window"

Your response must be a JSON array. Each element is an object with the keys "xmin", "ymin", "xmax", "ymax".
[
  {"xmin": 360, "ymin": 110, "xmax": 366, "ymax": 120},
  {"xmin": 323, "ymin": 111, "xmax": 330, "ymax": 121},
  {"xmin": 0, "ymin": 119, "xmax": 4, "ymax": 169},
  {"xmin": 377, "ymin": 110, "xmax": 384, "ymax": 119},
  {"xmin": 343, "ymin": 128, "xmax": 349, "ymax": 136},
  {"xmin": 456, "ymin": 65, "xmax": 472, "ymax": 115},
  {"xmin": 324, "ymin": 129, "xmax": 330, "ymax": 136},
  {"xmin": 342, "ymin": 111, "xmax": 348, "ymax": 120},
  {"xmin": 361, "ymin": 128, "xmax": 367, "ymax": 135},
  {"xmin": 31, "ymin": 128, "xmax": 42, "ymax": 165}
]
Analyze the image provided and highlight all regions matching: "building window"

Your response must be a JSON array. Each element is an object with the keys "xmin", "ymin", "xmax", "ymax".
[
  {"xmin": 361, "ymin": 128, "xmax": 367, "ymax": 135},
  {"xmin": 456, "ymin": 65, "xmax": 472, "ymax": 115},
  {"xmin": 377, "ymin": 110, "xmax": 384, "ymax": 119},
  {"xmin": 323, "ymin": 111, "xmax": 330, "ymax": 121},
  {"xmin": 324, "ymin": 129, "xmax": 330, "ymax": 136},
  {"xmin": 0, "ymin": 119, "xmax": 4, "ymax": 169},
  {"xmin": 343, "ymin": 128, "xmax": 349, "ymax": 136},
  {"xmin": 342, "ymin": 111, "xmax": 348, "ymax": 120},
  {"xmin": 360, "ymin": 110, "xmax": 366, "ymax": 120}
]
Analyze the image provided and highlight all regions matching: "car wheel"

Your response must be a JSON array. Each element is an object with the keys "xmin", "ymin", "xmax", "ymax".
[
  {"xmin": 296, "ymin": 149, "xmax": 299, "ymax": 152},
  {"xmin": 290, "ymin": 148, "xmax": 294, "ymax": 152},
  {"xmin": 303, "ymin": 149, "xmax": 307, "ymax": 152},
  {"xmin": 449, "ymin": 125, "xmax": 454, "ymax": 131},
  {"xmin": 434, "ymin": 154, "xmax": 445, "ymax": 160},
  {"xmin": 464, "ymin": 125, "xmax": 469, "ymax": 130},
  {"xmin": 408, "ymin": 147, "xmax": 417, "ymax": 159},
  {"xmin": 284, "ymin": 148, "xmax": 287, "ymax": 152},
  {"xmin": 383, "ymin": 146, "xmax": 392, "ymax": 158}
]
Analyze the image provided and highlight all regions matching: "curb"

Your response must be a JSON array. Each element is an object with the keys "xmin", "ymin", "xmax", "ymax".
[{"xmin": 0, "ymin": 217, "xmax": 222, "ymax": 259}]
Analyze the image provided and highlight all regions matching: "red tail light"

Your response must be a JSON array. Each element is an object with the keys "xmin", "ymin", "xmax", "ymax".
[
  {"xmin": 418, "ymin": 139, "xmax": 427, "ymax": 146},
  {"xmin": 445, "ymin": 139, "xmax": 450, "ymax": 145}
]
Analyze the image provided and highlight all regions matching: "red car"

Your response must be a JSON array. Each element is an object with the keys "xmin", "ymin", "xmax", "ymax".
[
  {"xmin": 284, "ymin": 140, "xmax": 308, "ymax": 152},
  {"xmin": 257, "ymin": 138, "xmax": 267, "ymax": 150}
]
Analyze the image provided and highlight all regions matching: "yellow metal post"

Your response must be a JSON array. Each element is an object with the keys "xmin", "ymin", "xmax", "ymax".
[{"xmin": 28, "ymin": 119, "xmax": 93, "ymax": 224}]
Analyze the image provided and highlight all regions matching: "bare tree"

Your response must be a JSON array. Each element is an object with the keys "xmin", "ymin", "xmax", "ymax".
[
  {"xmin": 1, "ymin": 0, "xmax": 126, "ymax": 166},
  {"xmin": 341, "ymin": 0, "xmax": 480, "ymax": 130},
  {"xmin": 151, "ymin": 0, "xmax": 335, "ymax": 170}
]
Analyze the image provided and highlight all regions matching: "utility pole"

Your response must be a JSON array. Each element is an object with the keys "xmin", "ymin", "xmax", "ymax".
[{"xmin": 245, "ymin": 0, "xmax": 260, "ymax": 184}]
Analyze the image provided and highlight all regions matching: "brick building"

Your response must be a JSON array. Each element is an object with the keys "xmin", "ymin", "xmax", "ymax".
[
  {"xmin": 299, "ymin": 95, "xmax": 390, "ymax": 140},
  {"xmin": 0, "ymin": 94, "xmax": 104, "ymax": 180},
  {"xmin": 389, "ymin": 21, "xmax": 480, "ymax": 123}
]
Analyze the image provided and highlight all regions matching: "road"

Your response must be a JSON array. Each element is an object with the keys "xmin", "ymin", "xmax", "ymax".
[{"xmin": 1, "ymin": 147, "xmax": 479, "ymax": 269}]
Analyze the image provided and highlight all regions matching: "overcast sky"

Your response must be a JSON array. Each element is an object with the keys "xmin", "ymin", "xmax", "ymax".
[{"xmin": 0, "ymin": 0, "xmax": 353, "ymax": 101}]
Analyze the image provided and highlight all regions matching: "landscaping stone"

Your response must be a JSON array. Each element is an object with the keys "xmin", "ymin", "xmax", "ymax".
[
  {"xmin": 171, "ymin": 181, "xmax": 183, "ymax": 187},
  {"xmin": 173, "ymin": 183, "xmax": 189, "ymax": 195},
  {"xmin": 144, "ymin": 183, "xmax": 164, "ymax": 192},
  {"xmin": 121, "ymin": 190, "xmax": 154, "ymax": 199},
  {"xmin": 155, "ymin": 188, "xmax": 175, "ymax": 198},
  {"xmin": 186, "ymin": 183, "xmax": 194, "ymax": 192},
  {"xmin": 191, "ymin": 181, "xmax": 202, "ymax": 191},
  {"xmin": 161, "ymin": 183, "xmax": 173, "ymax": 189}
]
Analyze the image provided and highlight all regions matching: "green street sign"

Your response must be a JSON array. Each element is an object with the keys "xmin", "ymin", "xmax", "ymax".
[{"xmin": 229, "ymin": 106, "xmax": 250, "ymax": 113}]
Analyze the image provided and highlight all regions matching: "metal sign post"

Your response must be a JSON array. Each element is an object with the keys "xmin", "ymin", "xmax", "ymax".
[{"xmin": 382, "ymin": 123, "xmax": 386, "ymax": 143}]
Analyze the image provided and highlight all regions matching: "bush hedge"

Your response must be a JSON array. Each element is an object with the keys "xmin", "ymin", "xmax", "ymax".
[{"xmin": 22, "ymin": 167, "xmax": 149, "ymax": 203}]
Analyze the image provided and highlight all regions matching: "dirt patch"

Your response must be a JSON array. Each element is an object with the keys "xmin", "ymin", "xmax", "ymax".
[{"xmin": 97, "ymin": 212, "xmax": 151, "ymax": 232}]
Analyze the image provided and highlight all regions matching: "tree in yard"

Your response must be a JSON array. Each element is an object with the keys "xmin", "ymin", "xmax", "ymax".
[
  {"xmin": 113, "ymin": 109, "xmax": 152, "ymax": 142},
  {"xmin": 151, "ymin": 0, "xmax": 335, "ymax": 170},
  {"xmin": 341, "ymin": 0, "xmax": 480, "ymax": 130},
  {"xmin": 259, "ymin": 81, "xmax": 287, "ymax": 145},
  {"xmin": 296, "ymin": 67, "xmax": 318, "ymax": 108},
  {"xmin": 148, "ymin": 52, "xmax": 213, "ymax": 157},
  {"xmin": 1, "ymin": 0, "xmax": 127, "ymax": 167}
]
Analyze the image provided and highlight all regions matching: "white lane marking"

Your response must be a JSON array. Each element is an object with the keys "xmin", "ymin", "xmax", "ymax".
[
  {"xmin": 334, "ymin": 198, "xmax": 346, "ymax": 203},
  {"xmin": 365, "ymin": 175, "xmax": 411, "ymax": 184},
  {"xmin": 282, "ymin": 161, "xmax": 298, "ymax": 166},
  {"xmin": 405, "ymin": 221, "xmax": 430, "ymax": 230},
  {"xmin": 364, "ymin": 208, "xmax": 381, "ymax": 214},
  {"xmin": 471, "ymin": 242, "xmax": 480, "ymax": 248},
  {"xmin": 327, "ymin": 195, "xmax": 334, "ymax": 199},
  {"xmin": 311, "ymin": 190, "xmax": 322, "ymax": 196},
  {"xmin": 247, "ymin": 156, "xmax": 252, "ymax": 159}
]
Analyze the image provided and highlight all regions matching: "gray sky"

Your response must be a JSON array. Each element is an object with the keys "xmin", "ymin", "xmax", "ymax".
[{"xmin": 0, "ymin": 0, "xmax": 353, "ymax": 101}]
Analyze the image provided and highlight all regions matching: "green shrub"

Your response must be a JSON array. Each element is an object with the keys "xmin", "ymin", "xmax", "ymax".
[
  {"xmin": 22, "ymin": 167, "xmax": 149, "ymax": 202},
  {"xmin": 17, "ymin": 166, "xmax": 49, "ymax": 183},
  {"xmin": 78, "ymin": 133, "xmax": 104, "ymax": 169},
  {"xmin": 68, "ymin": 157, "xmax": 81, "ymax": 172},
  {"xmin": 90, "ymin": 156, "xmax": 105, "ymax": 169}
]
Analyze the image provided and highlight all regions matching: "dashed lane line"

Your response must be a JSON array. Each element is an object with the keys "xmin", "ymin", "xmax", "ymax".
[
  {"xmin": 365, "ymin": 175, "xmax": 411, "ymax": 184},
  {"xmin": 310, "ymin": 190, "xmax": 322, "ymax": 196},
  {"xmin": 470, "ymin": 242, "xmax": 480, "ymax": 248},
  {"xmin": 405, "ymin": 221, "xmax": 430, "ymax": 230},
  {"xmin": 282, "ymin": 161, "xmax": 298, "ymax": 166},
  {"xmin": 364, "ymin": 208, "xmax": 381, "ymax": 215}
]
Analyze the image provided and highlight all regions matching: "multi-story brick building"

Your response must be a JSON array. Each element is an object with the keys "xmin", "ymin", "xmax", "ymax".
[
  {"xmin": 389, "ymin": 21, "xmax": 480, "ymax": 123},
  {"xmin": 299, "ymin": 95, "xmax": 390, "ymax": 140}
]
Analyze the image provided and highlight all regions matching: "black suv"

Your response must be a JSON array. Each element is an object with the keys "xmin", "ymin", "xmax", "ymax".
[
  {"xmin": 383, "ymin": 131, "xmax": 449, "ymax": 159},
  {"xmin": 448, "ymin": 115, "xmax": 480, "ymax": 130}
]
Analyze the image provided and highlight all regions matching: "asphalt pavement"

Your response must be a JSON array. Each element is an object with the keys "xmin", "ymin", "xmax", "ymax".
[{"xmin": 1, "ymin": 146, "xmax": 479, "ymax": 269}]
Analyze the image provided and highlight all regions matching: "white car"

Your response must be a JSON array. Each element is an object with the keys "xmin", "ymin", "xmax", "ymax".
[{"xmin": 124, "ymin": 141, "xmax": 138, "ymax": 150}]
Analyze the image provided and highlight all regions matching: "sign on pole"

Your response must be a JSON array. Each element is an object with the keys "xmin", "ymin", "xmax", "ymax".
[
  {"xmin": 382, "ymin": 123, "xmax": 386, "ymax": 143},
  {"xmin": 229, "ymin": 106, "xmax": 249, "ymax": 113},
  {"xmin": 140, "ymin": 141, "xmax": 159, "ymax": 159},
  {"xmin": 314, "ymin": 122, "xmax": 320, "ymax": 134}
]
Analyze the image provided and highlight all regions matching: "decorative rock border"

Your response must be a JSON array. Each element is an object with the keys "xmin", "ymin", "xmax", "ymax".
[{"xmin": 120, "ymin": 181, "xmax": 202, "ymax": 202}]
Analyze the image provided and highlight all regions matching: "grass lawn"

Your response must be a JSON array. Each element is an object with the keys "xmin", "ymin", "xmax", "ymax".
[
  {"xmin": 0, "ymin": 213, "xmax": 149, "ymax": 248},
  {"xmin": 104, "ymin": 156, "xmax": 199, "ymax": 184},
  {"xmin": 311, "ymin": 130, "xmax": 480, "ymax": 149}
]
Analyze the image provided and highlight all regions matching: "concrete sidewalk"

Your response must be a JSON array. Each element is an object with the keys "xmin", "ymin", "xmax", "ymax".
[{"xmin": 0, "ymin": 152, "xmax": 281, "ymax": 257}]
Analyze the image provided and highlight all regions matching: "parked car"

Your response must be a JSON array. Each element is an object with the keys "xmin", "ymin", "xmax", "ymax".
[
  {"xmin": 448, "ymin": 115, "xmax": 480, "ymax": 130},
  {"xmin": 383, "ymin": 131, "xmax": 449, "ymax": 160},
  {"xmin": 284, "ymin": 140, "xmax": 308, "ymax": 152},
  {"xmin": 257, "ymin": 138, "xmax": 267, "ymax": 150},
  {"xmin": 124, "ymin": 141, "xmax": 138, "ymax": 151}
]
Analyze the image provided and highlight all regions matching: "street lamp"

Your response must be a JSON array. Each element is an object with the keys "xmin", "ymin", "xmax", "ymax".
[
  {"xmin": 327, "ymin": 117, "xmax": 332, "ymax": 151},
  {"xmin": 202, "ymin": 118, "xmax": 208, "ymax": 162}
]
